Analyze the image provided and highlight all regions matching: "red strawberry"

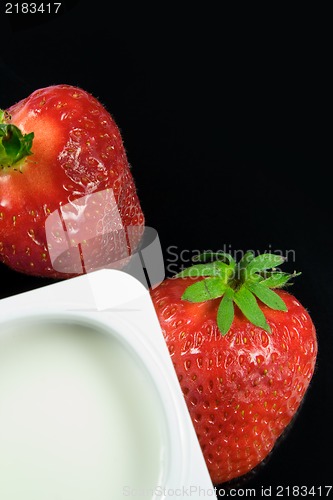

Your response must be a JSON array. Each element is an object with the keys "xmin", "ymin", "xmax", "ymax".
[
  {"xmin": 150, "ymin": 251, "xmax": 317, "ymax": 485},
  {"xmin": 0, "ymin": 84, "xmax": 144, "ymax": 278}
]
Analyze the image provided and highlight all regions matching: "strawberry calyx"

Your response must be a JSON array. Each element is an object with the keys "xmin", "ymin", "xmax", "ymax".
[
  {"xmin": 0, "ymin": 110, "xmax": 34, "ymax": 171},
  {"xmin": 176, "ymin": 251, "xmax": 300, "ymax": 335}
]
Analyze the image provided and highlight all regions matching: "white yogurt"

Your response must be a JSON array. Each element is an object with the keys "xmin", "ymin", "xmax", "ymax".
[{"xmin": 0, "ymin": 320, "xmax": 166, "ymax": 500}]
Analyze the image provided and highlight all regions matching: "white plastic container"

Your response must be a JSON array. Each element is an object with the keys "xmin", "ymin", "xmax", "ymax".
[{"xmin": 0, "ymin": 270, "xmax": 216, "ymax": 500}]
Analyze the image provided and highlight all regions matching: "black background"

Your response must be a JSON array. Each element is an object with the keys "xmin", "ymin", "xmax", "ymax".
[{"xmin": 1, "ymin": 2, "xmax": 332, "ymax": 497}]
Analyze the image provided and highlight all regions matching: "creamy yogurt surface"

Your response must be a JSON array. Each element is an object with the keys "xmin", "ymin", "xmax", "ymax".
[{"xmin": 0, "ymin": 320, "xmax": 166, "ymax": 500}]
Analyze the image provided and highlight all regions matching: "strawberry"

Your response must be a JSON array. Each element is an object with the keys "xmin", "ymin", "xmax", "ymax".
[
  {"xmin": 0, "ymin": 84, "xmax": 144, "ymax": 278},
  {"xmin": 150, "ymin": 251, "xmax": 317, "ymax": 485}
]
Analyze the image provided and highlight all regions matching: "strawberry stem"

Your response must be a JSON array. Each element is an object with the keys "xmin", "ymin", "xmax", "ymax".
[
  {"xmin": 176, "ymin": 251, "xmax": 300, "ymax": 335},
  {"xmin": 0, "ymin": 110, "xmax": 34, "ymax": 171}
]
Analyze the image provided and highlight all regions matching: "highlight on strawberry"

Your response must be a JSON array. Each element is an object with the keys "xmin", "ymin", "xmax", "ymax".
[
  {"xmin": 0, "ymin": 85, "xmax": 145, "ymax": 278},
  {"xmin": 150, "ymin": 250, "xmax": 317, "ymax": 484}
]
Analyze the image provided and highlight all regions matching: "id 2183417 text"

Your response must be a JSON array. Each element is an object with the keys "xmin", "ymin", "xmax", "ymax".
[{"xmin": 4, "ymin": 2, "xmax": 62, "ymax": 14}]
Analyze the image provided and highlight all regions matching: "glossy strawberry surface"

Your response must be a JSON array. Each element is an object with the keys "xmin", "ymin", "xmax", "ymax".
[
  {"xmin": 0, "ymin": 85, "xmax": 144, "ymax": 278},
  {"xmin": 151, "ymin": 277, "xmax": 317, "ymax": 484}
]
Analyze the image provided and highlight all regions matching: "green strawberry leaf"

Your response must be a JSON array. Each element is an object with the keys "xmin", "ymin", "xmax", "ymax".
[
  {"xmin": 0, "ymin": 119, "xmax": 34, "ymax": 168},
  {"xmin": 217, "ymin": 287, "xmax": 235, "ymax": 335},
  {"xmin": 246, "ymin": 282, "xmax": 287, "ymax": 311},
  {"xmin": 192, "ymin": 251, "xmax": 236, "ymax": 267},
  {"xmin": 179, "ymin": 249, "xmax": 300, "ymax": 336},
  {"xmin": 182, "ymin": 277, "xmax": 227, "ymax": 303},
  {"xmin": 246, "ymin": 253, "xmax": 285, "ymax": 275},
  {"xmin": 239, "ymin": 250, "xmax": 256, "ymax": 281},
  {"xmin": 260, "ymin": 271, "xmax": 301, "ymax": 288},
  {"xmin": 234, "ymin": 285, "xmax": 271, "ymax": 332},
  {"xmin": 176, "ymin": 260, "xmax": 230, "ymax": 279},
  {"xmin": 239, "ymin": 250, "xmax": 255, "ymax": 270}
]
